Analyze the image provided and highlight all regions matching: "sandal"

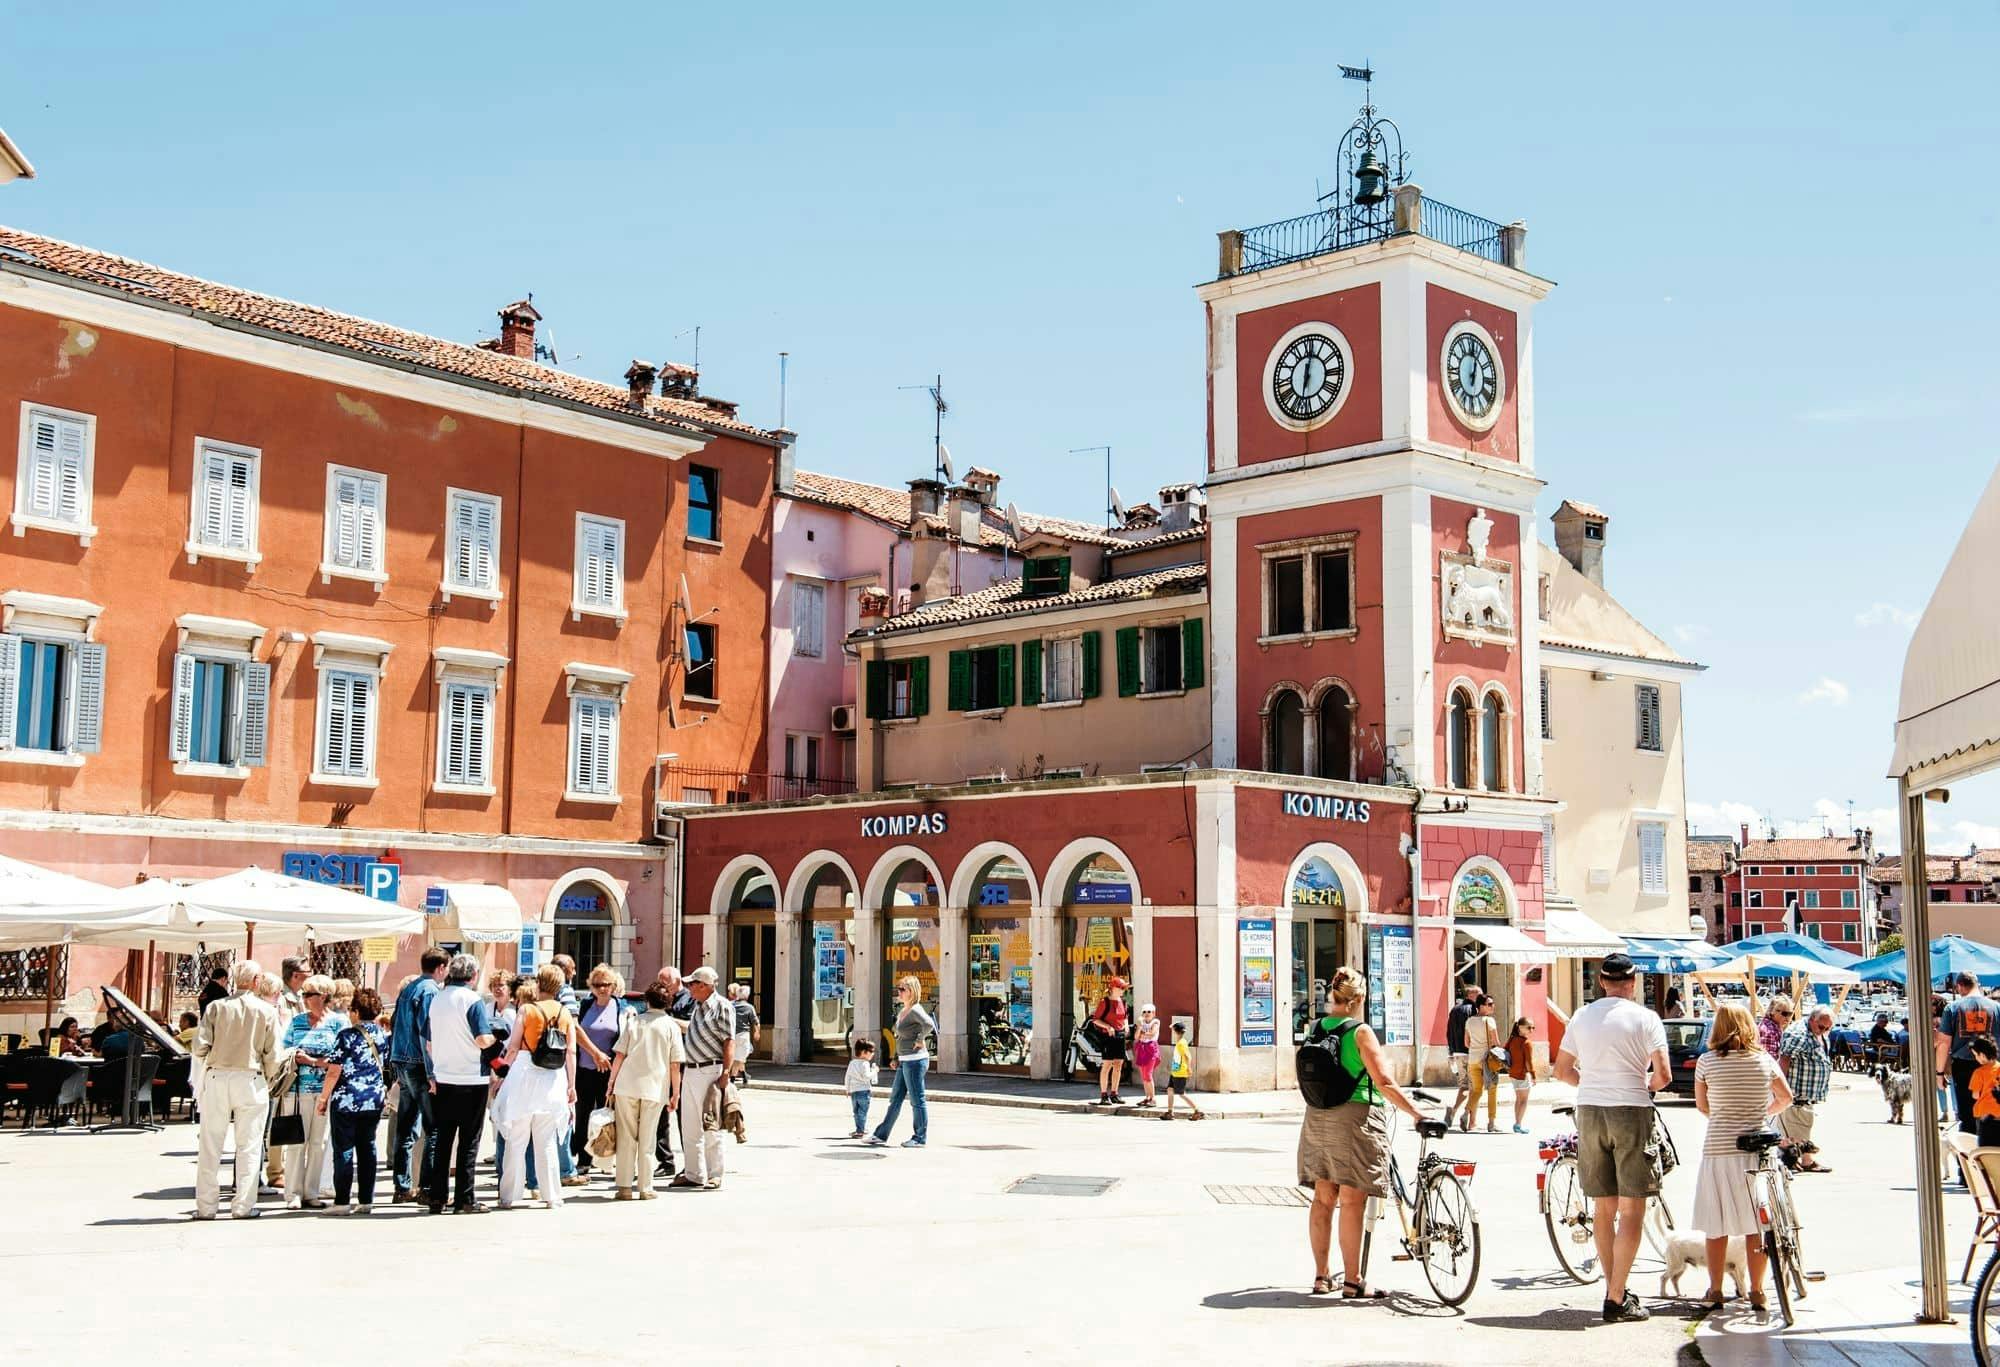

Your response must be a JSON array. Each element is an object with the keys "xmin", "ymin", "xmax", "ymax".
[
  {"xmin": 1311, "ymin": 1275, "xmax": 1337, "ymax": 1295},
  {"xmin": 1342, "ymin": 1280, "xmax": 1388, "ymax": 1300}
]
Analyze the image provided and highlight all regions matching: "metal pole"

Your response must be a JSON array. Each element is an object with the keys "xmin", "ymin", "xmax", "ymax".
[{"xmin": 1898, "ymin": 777, "xmax": 1953, "ymax": 1323}]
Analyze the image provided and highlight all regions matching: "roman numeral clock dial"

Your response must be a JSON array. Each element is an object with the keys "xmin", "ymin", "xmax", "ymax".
[{"xmin": 1265, "ymin": 327, "xmax": 1352, "ymax": 429}]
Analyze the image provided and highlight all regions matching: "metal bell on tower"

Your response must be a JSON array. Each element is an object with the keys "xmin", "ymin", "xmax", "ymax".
[{"xmin": 1353, "ymin": 148, "xmax": 1389, "ymax": 206}]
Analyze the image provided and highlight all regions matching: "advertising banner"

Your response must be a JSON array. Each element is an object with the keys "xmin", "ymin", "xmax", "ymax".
[
  {"xmin": 1380, "ymin": 923, "xmax": 1414, "ymax": 1046},
  {"xmin": 1238, "ymin": 917, "xmax": 1276, "ymax": 1047}
]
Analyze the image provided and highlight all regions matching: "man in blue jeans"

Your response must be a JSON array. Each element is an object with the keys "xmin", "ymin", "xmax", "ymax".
[{"xmin": 389, "ymin": 947, "xmax": 448, "ymax": 1202}]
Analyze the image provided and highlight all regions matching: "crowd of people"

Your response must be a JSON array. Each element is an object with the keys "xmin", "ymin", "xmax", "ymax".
[{"xmin": 188, "ymin": 947, "xmax": 745, "ymax": 1219}]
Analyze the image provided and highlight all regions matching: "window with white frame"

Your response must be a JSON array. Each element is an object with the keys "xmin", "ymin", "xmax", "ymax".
[
  {"xmin": 791, "ymin": 578, "xmax": 825, "ymax": 658},
  {"xmin": 0, "ymin": 593, "xmax": 106, "ymax": 762},
  {"xmin": 444, "ymin": 489, "xmax": 502, "ymax": 601},
  {"xmin": 1638, "ymin": 820, "xmax": 1666, "ymax": 894},
  {"xmin": 783, "ymin": 732, "xmax": 822, "ymax": 782},
  {"xmin": 564, "ymin": 662, "xmax": 632, "ymax": 802},
  {"xmin": 572, "ymin": 513, "xmax": 625, "ymax": 619},
  {"xmin": 14, "ymin": 404, "xmax": 95, "ymax": 541},
  {"xmin": 1043, "ymin": 634, "xmax": 1082, "ymax": 704},
  {"xmin": 321, "ymin": 466, "xmax": 387, "ymax": 585},
  {"xmin": 310, "ymin": 633, "xmax": 390, "ymax": 785},
  {"xmin": 1803, "ymin": 889, "xmax": 1819, "ymax": 909},
  {"xmin": 169, "ymin": 615, "xmax": 269, "ymax": 774},
  {"xmin": 433, "ymin": 648, "xmax": 506, "ymax": 792},
  {"xmin": 187, "ymin": 439, "xmax": 261, "ymax": 564}
]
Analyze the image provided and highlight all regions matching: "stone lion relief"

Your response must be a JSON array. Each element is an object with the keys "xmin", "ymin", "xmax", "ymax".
[{"xmin": 1441, "ymin": 507, "xmax": 1516, "ymax": 646}]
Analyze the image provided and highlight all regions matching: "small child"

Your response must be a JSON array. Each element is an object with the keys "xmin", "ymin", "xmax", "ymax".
[
  {"xmin": 1162, "ymin": 1021, "xmax": 1203, "ymax": 1121},
  {"xmin": 844, "ymin": 1040, "xmax": 880, "ymax": 1139},
  {"xmin": 175, "ymin": 1011, "xmax": 199, "ymax": 1048}
]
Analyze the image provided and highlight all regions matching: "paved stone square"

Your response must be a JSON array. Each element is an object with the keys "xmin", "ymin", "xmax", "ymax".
[{"xmin": 0, "ymin": 1069, "xmax": 1973, "ymax": 1365}]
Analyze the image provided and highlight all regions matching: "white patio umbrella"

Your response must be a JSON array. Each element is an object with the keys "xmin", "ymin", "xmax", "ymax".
[
  {"xmin": 0, "ymin": 854, "xmax": 160, "ymax": 950},
  {"xmin": 72, "ymin": 867, "xmax": 426, "ymax": 953}
]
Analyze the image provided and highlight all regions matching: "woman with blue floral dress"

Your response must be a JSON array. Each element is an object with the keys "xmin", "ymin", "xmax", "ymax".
[
  {"xmin": 318, "ymin": 987, "xmax": 391, "ymax": 1214},
  {"xmin": 282, "ymin": 976, "xmax": 346, "ymax": 1209}
]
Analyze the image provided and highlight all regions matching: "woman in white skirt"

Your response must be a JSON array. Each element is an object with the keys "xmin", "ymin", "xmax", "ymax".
[
  {"xmin": 491, "ymin": 963, "xmax": 577, "ymax": 1210},
  {"xmin": 1692, "ymin": 1001, "xmax": 1793, "ymax": 1314}
]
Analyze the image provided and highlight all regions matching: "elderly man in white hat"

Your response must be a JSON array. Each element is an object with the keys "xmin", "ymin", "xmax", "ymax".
[{"xmin": 670, "ymin": 966, "xmax": 736, "ymax": 1190}]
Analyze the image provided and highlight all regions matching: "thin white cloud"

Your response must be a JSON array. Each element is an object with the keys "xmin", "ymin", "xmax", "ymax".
[
  {"xmin": 1856, "ymin": 602, "xmax": 1918, "ymax": 630},
  {"xmin": 1797, "ymin": 677, "xmax": 1850, "ymax": 706},
  {"xmin": 1688, "ymin": 800, "xmax": 1762, "ymax": 835},
  {"xmin": 1949, "ymin": 821, "xmax": 2000, "ymax": 852},
  {"xmin": 1672, "ymin": 623, "xmax": 1708, "ymax": 645},
  {"xmin": 1689, "ymin": 797, "xmax": 1898, "ymax": 845}
]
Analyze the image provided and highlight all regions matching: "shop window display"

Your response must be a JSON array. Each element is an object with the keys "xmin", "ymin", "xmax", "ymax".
[
  {"xmin": 1060, "ymin": 852, "xmax": 1134, "ymax": 1071},
  {"xmin": 799, "ymin": 864, "xmax": 857, "ymax": 1063},
  {"xmin": 879, "ymin": 859, "xmax": 940, "ymax": 1062},
  {"xmin": 969, "ymin": 857, "xmax": 1033, "ymax": 1071}
]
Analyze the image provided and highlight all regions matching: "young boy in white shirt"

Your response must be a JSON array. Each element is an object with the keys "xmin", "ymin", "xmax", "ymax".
[{"xmin": 844, "ymin": 1040, "xmax": 880, "ymax": 1138}]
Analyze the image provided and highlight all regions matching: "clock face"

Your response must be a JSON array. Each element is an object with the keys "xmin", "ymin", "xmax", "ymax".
[
  {"xmin": 1271, "ymin": 333, "xmax": 1346, "ymax": 422},
  {"xmin": 1444, "ymin": 328, "xmax": 1500, "ymax": 424}
]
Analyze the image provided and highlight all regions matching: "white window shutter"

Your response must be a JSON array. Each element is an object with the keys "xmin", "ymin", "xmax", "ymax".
[
  {"xmin": 594, "ymin": 701, "xmax": 616, "ymax": 791},
  {"xmin": 331, "ymin": 473, "xmax": 361, "ymax": 567},
  {"xmin": 1542, "ymin": 815, "xmax": 1557, "ymax": 893},
  {"xmin": 473, "ymin": 500, "xmax": 496, "ymax": 587},
  {"xmin": 467, "ymin": 685, "xmax": 489, "ymax": 784},
  {"xmin": 54, "ymin": 417, "xmax": 86, "ymax": 524},
  {"xmin": 356, "ymin": 476, "xmax": 382, "ymax": 571},
  {"xmin": 240, "ymin": 662, "xmax": 271, "ymax": 768},
  {"xmin": 199, "ymin": 451, "xmax": 229, "ymax": 546},
  {"xmin": 169, "ymin": 653, "xmax": 196, "ymax": 762},
  {"xmin": 24, "ymin": 415, "xmax": 60, "ymax": 518},
  {"xmin": 71, "ymin": 643, "xmax": 106, "ymax": 755},
  {"xmin": 321, "ymin": 673, "xmax": 348, "ymax": 772},
  {"xmin": 224, "ymin": 455, "xmax": 253, "ymax": 549},
  {"xmin": 0, "ymin": 633, "xmax": 19, "ymax": 752},
  {"xmin": 347, "ymin": 675, "xmax": 373, "ymax": 775},
  {"xmin": 569, "ymin": 701, "xmax": 590, "ymax": 790}
]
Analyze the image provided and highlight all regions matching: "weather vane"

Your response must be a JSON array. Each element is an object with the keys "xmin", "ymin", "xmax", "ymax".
[{"xmin": 1322, "ymin": 62, "xmax": 1408, "ymax": 215}]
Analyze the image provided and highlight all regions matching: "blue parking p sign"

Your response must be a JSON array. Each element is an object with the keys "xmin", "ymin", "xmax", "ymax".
[{"xmin": 366, "ymin": 861, "xmax": 400, "ymax": 903}]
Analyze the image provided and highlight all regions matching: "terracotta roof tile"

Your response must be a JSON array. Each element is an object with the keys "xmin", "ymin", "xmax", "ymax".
[
  {"xmin": 1687, "ymin": 837, "xmax": 1737, "ymax": 873},
  {"xmin": 1739, "ymin": 837, "xmax": 1872, "ymax": 863},
  {"xmin": 1105, "ymin": 523, "xmax": 1208, "ymax": 556},
  {"xmin": 860, "ymin": 564, "xmax": 1207, "ymax": 636},
  {"xmin": 0, "ymin": 225, "xmax": 774, "ymax": 441},
  {"xmin": 1868, "ymin": 855, "xmax": 1991, "ymax": 883},
  {"xmin": 787, "ymin": 469, "xmax": 1177, "ymax": 552}
]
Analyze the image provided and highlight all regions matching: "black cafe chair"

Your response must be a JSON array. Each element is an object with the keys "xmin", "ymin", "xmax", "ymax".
[
  {"xmin": 17, "ymin": 1057, "xmax": 88, "ymax": 1128},
  {"xmin": 152, "ymin": 1054, "xmax": 193, "ymax": 1121}
]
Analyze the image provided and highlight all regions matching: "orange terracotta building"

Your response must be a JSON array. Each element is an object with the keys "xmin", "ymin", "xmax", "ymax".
[{"xmin": 0, "ymin": 225, "xmax": 784, "ymax": 1031}]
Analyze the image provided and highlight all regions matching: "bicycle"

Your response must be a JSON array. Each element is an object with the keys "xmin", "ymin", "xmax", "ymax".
[
  {"xmin": 1973, "ymin": 1243, "xmax": 2000, "ymax": 1366},
  {"xmin": 1357, "ymin": 1088, "xmax": 1484, "ymax": 1306},
  {"xmin": 1737, "ymin": 1129, "xmax": 1807, "ymax": 1327},
  {"xmin": 1537, "ymin": 1103, "xmax": 1677, "ymax": 1283}
]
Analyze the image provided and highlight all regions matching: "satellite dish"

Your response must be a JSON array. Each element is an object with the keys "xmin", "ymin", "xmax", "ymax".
[
  {"xmin": 1109, "ymin": 486, "xmax": 1127, "ymax": 522},
  {"xmin": 937, "ymin": 442, "xmax": 956, "ymax": 483},
  {"xmin": 676, "ymin": 574, "xmax": 693, "ymax": 620},
  {"xmin": 1003, "ymin": 501, "xmax": 1022, "ymax": 543}
]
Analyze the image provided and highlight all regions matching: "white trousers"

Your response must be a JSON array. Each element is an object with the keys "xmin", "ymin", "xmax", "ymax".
[
  {"xmin": 282, "ymin": 1089, "xmax": 331, "ymax": 1201},
  {"xmin": 499, "ymin": 1113, "xmax": 563, "ymax": 1209},
  {"xmin": 196, "ymin": 1068, "xmax": 269, "ymax": 1218},
  {"xmin": 677, "ymin": 1063, "xmax": 725, "ymax": 1185}
]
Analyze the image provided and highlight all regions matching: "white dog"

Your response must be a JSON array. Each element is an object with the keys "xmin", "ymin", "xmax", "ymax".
[{"xmin": 1661, "ymin": 1230, "xmax": 1749, "ymax": 1299}]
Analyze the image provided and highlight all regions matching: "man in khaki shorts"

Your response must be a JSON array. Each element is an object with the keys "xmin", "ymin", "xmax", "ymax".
[{"xmin": 1554, "ymin": 952, "xmax": 1670, "ymax": 1324}]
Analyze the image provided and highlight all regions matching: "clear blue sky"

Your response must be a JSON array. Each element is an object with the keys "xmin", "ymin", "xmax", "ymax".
[{"xmin": 5, "ymin": 4, "xmax": 1996, "ymax": 851}]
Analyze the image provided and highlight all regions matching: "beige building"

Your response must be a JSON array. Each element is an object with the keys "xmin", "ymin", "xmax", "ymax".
[
  {"xmin": 853, "ymin": 525, "xmax": 1211, "ymax": 789},
  {"xmin": 1538, "ymin": 501, "xmax": 1704, "ymax": 1009}
]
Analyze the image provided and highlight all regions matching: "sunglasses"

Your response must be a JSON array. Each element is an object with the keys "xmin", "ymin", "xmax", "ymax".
[{"xmin": 304, "ymin": 991, "xmax": 326, "ymax": 1000}]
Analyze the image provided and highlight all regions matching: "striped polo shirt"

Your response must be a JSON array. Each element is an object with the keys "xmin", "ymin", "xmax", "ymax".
[{"xmin": 683, "ymin": 992, "xmax": 734, "ymax": 1067}]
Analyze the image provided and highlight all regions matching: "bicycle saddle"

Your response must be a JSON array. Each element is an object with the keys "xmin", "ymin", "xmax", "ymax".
[
  {"xmin": 1417, "ymin": 1119, "xmax": 1450, "ymax": 1139},
  {"xmin": 1551, "ymin": 1105, "xmax": 1575, "ymax": 1117},
  {"xmin": 1735, "ymin": 1131, "xmax": 1783, "ymax": 1154}
]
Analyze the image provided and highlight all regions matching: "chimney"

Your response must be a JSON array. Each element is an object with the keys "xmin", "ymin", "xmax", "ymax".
[
  {"xmin": 771, "ymin": 429, "xmax": 797, "ymax": 496},
  {"xmin": 1552, "ymin": 499, "xmax": 1608, "ymax": 587},
  {"xmin": 947, "ymin": 485, "xmax": 984, "ymax": 544},
  {"xmin": 1158, "ymin": 483, "xmax": 1205, "ymax": 532},
  {"xmin": 483, "ymin": 298, "xmax": 542, "ymax": 360},
  {"xmin": 857, "ymin": 586, "xmax": 890, "ymax": 619},
  {"xmin": 624, "ymin": 360, "xmax": 658, "ymax": 405},
  {"xmin": 962, "ymin": 467, "xmax": 1002, "ymax": 508},
  {"xmin": 907, "ymin": 478, "xmax": 946, "ymax": 526},
  {"xmin": 1740, "ymin": 823, "xmax": 1750, "ymax": 848},
  {"xmin": 661, "ymin": 364, "xmax": 698, "ymax": 400}
]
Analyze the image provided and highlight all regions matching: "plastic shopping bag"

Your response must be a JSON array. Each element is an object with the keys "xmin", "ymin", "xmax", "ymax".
[{"xmin": 587, "ymin": 1105, "xmax": 618, "ymax": 1159}]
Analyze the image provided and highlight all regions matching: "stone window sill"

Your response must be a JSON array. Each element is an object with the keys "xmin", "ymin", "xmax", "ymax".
[
  {"xmin": 308, "ymin": 771, "xmax": 379, "ymax": 790},
  {"xmin": 563, "ymin": 790, "xmax": 623, "ymax": 806},
  {"xmin": 10, "ymin": 513, "xmax": 95, "ymax": 546},
  {"xmin": 174, "ymin": 761, "xmax": 249, "ymax": 780},
  {"xmin": 0, "ymin": 748, "xmax": 85, "ymax": 768}
]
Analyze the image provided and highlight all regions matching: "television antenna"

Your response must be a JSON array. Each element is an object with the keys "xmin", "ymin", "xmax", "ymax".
[
  {"xmin": 1069, "ymin": 445, "xmax": 1113, "ymax": 527},
  {"xmin": 899, "ymin": 375, "xmax": 951, "ymax": 484},
  {"xmin": 674, "ymin": 325, "xmax": 701, "ymax": 370}
]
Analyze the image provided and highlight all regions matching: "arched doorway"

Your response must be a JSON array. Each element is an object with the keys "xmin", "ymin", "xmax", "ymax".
[
  {"xmin": 963, "ymin": 851, "xmax": 1034, "ymax": 1073},
  {"xmin": 1449, "ymin": 859, "xmax": 1519, "ymax": 1026},
  {"xmin": 724, "ymin": 867, "xmax": 778, "ymax": 1059},
  {"xmin": 1058, "ymin": 850, "xmax": 1134, "ymax": 1075},
  {"xmin": 551, "ymin": 879, "xmax": 617, "ymax": 986},
  {"xmin": 878, "ymin": 858, "xmax": 941, "ymax": 1061},
  {"xmin": 1287, "ymin": 853, "xmax": 1351, "ymax": 1042},
  {"xmin": 796, "ymin": 862, "xmax": 857, "ymax": 1064}
]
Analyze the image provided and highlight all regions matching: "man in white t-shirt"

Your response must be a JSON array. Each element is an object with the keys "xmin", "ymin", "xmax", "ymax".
[
  {"xmin": 422, "ymin": 954, "xmax": 496, "ymax": 1215},
  {"xmin": 1554, "ymin": 952, "xmax": 1670, "ymax": 1324}
]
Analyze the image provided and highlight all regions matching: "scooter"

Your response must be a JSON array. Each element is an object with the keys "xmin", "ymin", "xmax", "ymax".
[{"xmin": 1063, "ymin": 1021, "xmax": 1105, "ymax": 1081}]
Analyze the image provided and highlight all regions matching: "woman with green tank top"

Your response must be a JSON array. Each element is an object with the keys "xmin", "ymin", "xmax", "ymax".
[{"xmin": 1298, "ymin": 965, "xmax": 1427, "ymax": 1298}]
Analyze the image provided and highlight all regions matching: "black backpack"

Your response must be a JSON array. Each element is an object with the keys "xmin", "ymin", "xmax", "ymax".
[{"xmin": 1296, "ymin": 1018, "xmax": 1365, "ymax": 1109}]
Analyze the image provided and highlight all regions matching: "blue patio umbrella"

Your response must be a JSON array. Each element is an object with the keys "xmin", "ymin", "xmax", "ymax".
[
  {"xmin": 1718, "ymin": 931, "xmax": 1862, "ymax": 969},
  {"xmin": 1852, "ymin": 934, "xmax": 2000, "ymax": 989}
]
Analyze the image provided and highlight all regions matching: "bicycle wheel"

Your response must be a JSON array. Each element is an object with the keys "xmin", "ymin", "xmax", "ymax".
[
  {"xmin": 1974, "ymin": 1243, "xmax": 2000, "ymax": 1367},
  {"xmin": 1763, "ymin": 1228, "xmax": 1794, "ymax": 1327},
  {"xmin": 1641, "ymin": 1192, "xmax": 1676, "ymax": 1260},
  {"xmin": 1769, "ymin": 1175, "xmax": 1808, "ymax": 1301},
  {"xmin": 1418, "ymin": 1170, "xmax": 1482, "ymax": 1306},
  {"xmin": 1543, "ymin": 1156, "xmax": 1602, "ymax": 1284}
]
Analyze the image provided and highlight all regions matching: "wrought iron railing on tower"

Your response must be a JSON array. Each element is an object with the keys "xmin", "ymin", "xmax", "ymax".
[{"xmin": 1218, "ymin": 190, "xmax": 1515, "ymax": 279}]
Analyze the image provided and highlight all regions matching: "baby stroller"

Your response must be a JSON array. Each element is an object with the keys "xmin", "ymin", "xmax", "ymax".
[{"xmin": 1063, "ymin": 1020, "xmax": 1105, "ymax": 1081}]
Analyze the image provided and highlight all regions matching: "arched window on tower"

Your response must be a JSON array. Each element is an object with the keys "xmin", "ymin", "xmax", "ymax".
[
  {"xmin": 1316, "ymin": 686, "xmax": 1352, "ymax": 781},
  {"xmin": 1480, "ymin": 691, "xmax": 1507, "ymax": 791},
  {"xmin": 1268, "ymin": 689, "xmax": 1306, "ymax": 775},
  {"xmin": 1447, "ymin": 689, "xmax": 1473, "ymax": 789}
]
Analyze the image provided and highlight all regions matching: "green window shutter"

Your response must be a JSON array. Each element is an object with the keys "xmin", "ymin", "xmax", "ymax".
[
  {"xmin": 1020, "ymin": 639, "xmax": 1043, "ymax": 706},
  {"xmin": 1082, "ymin": 631, "xmax": 1101, "ymax": 699},
  {"xmin": 947, "ymin": 649, "xmax": 970, "ymax": 712},
  {"xmin": 996, "ymin": 643, "xmax": 1016, "ymax": 708},
  {"xmin": 865, "ymin": 661, "xmax": 889, "ymax": 720},
  {"xmin": 911, "ymin": 656, "xmax": 931, "ymax": 716},
  {"xmin": 1115, "ymin": 627, "xmax": 1140, "ymax": 698},
  {"xmin": 1181, "ymin": 617, "xmax": 1205, "ymax": 690}
]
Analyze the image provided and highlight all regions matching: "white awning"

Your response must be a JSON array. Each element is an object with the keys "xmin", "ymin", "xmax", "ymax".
[
  {"xmin": 432, "ymin": 883, "xmax": 523, "ymax": 944},
  {"xmin": 1890, "ymin": 461, "xmax": 2000, "ymax": 793},
  {"xmin": 1543, "ymin": 908, "xmax": 1626, "ymax": 959},
  {"xmin": 1455, "ymin": 922, "xmax": 1553, "ymax": 965}
]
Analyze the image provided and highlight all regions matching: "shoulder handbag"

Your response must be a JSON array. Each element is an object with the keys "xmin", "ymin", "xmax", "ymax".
[
  {"xmin": 530, "ymin": 1003, "xmax": 569, "ymax": 1070},
  {"xmin": 268, "ymin": 1095, "xmax": 306, "ymax": 1147}
]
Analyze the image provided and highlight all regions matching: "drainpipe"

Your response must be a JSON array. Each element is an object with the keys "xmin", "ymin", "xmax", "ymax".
[{"xmin": 1402, "ymin": 831, "xmax": 1423, "ymax": 1083}]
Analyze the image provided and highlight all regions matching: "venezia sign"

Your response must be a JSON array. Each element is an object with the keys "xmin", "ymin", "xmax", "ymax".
[
  {"xmin": 860, "ymin": 811, "xmax": 949, "ymax": 838},
  {"xmin": 1281, "ymin": 791, "xmax": 1372, "ymax": 824}
]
